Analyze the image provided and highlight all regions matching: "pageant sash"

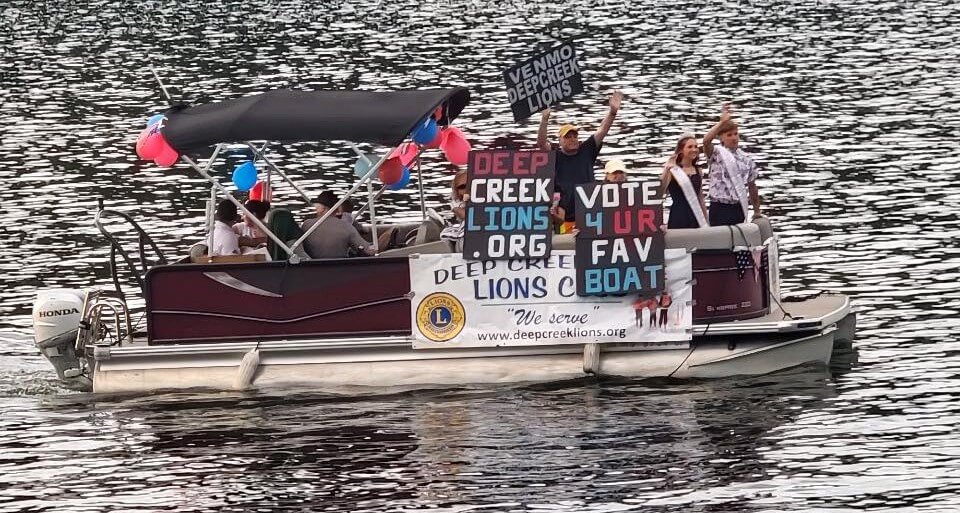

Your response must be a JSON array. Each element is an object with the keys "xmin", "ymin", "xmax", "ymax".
[
  {"xmin": 714, "ymin": 145, "xmax": 750, "ymax": 221},
  {"xmin": 668, "ymin": 165, "xmax": 708, "ymax": 228}
]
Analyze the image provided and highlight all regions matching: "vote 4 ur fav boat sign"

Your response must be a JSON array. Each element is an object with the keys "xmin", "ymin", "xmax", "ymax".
[{"xmin": 410, "ymin": 181, "xmax": 692, "ymax": 349}]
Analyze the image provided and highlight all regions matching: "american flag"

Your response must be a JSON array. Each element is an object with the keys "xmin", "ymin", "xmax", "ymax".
[{"xmin": 735, "ymin": 249, "xmax": 755, "ymax": 281}]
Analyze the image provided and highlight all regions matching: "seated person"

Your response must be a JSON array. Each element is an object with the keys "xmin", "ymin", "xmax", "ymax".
[
  {"xmin": 441, "ymin": 171, "xmax": 468, "ymax": 240},
  {"xmin": 211, "ymin": 199, "xmax": 241, "ymax": 256},
  {"xmin": 266, "ymin": 209, "xmax": 305, "ymax": 261},
  {"xmin": 603, "ymin": 159, "xmax": 628, "ymax": 183},
  {"xmin": 301, "ymin": 191, "xmax": 375, "ymax": 258},
  {"xmin": 233, "ymin": 199, "xmax": 270, "ymax": 248}
]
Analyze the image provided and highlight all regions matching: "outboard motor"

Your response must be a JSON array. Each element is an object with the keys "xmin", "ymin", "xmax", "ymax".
[{"xmin": 32, "ymin": 289, "xmax": 91, "ymax": 391}]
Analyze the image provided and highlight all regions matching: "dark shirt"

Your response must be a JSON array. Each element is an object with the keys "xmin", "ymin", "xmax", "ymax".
[
  {"xmin": 667, "ymin": 170, "xmax": 704, "ymax": 229},
  {"xmin": 552, "ymin": 135, "xmax": 601, "ymax": 221}
]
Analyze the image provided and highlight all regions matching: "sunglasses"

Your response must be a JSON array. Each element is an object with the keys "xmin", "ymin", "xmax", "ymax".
[{"xmin": 456, "ymin": 184, "xmax": 467, "ymax": 191}]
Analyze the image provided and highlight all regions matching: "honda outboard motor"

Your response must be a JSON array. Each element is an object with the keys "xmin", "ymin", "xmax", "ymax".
[{"xmin": 32, "ymin": 289, "xmax": 91, "ymax": 391}]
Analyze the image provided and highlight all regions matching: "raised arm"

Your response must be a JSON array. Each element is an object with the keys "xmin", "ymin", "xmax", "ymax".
[
  {"xmin": 537, "ymin": 108, "xmax": 552, "ymax": 151},
  {"xmin": 702, "ymin": 103, "xmax": 732, "ymax": 159},
  {"xmin": 658, "ymin": 157, "xmax": 676, "ymax": 198},
  {"xmin": 593, "ymin": 90, "xmax": 623, "ymax": 146}
]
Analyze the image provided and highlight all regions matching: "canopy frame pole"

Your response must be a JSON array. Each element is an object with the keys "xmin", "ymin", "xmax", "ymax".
[
  {"xmin": 148, "ymin": 64, "xmax": 173, "ymax": 105},
  {"xmin": 201, "ymin": 145, "xmax": 225, "ymax": 253},
  {"xmin": 416, "ymin": 145, "xmax": 426, "ymax": 220},
  {"xmin": 368, "ymin": 179, "xmax": 378, "ymax": 253},
  {"xmin": 181, "ymin": 152, "xmax": 294, "ymax": 259},
  {"xmin": 351, "ymin": 146, "xmax": 379, "ymax": 251},
  {"xmin": 288, "ymin": 149, "xmax": 393, "ymax": 255},
  {"xmin": 253, "ymin": 142, "xmax": 271, "ymax": 200},
  {"xmin": 247, "ymin": 142, "xmax": 312, "ymax": 205},
  {"xmin": 352, "ymin": 185, "xmax": 387, "ymax": 222}
]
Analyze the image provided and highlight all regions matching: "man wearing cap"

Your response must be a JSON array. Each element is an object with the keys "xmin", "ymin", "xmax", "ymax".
[
  {"xmin": 537, "ymin": 90, "xmax": 623, "ymax": 232},
  {"xmin": 603, "ymin": 159, "xmax": 628, "ymax": 183},
  {"xmin": 301, "ymin": 191, "xmax": 375, "ymax": 259}
]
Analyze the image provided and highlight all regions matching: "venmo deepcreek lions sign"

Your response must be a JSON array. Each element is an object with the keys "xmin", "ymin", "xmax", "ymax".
[
  {"xmin": 503, "ymin": 41, "xmax": 583, "ymax": 121},
  {"xmin": 409, "ymin": 251, "xmax": 692, "ymax": 349}
]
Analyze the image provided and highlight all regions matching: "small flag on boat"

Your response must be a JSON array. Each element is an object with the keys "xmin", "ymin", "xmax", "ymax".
[{"xmin": 735, "ymin": 249, "xmax": 754, "ymax": 281}]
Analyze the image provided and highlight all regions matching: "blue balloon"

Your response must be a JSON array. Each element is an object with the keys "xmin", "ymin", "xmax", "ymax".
[
  {"xmin": 354, "ymin": 155, "xmax": 373, "ymax": 178},
  {"xmin": 232, "ymin": 161, "xmax": 258, "ymax": 192},
  {"xmin": 411, "ymin": 118, "xmax": 438, "ymax": 145},
  {"xmin": 146, "ymin": 114, "xmax": 165, "ymax": 127},
  {"xmin": 388, "ymin": 167, "xmax": 411, "ymax": 191}
]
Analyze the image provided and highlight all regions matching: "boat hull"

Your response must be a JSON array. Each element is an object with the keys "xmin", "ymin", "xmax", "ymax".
[{"xmin": 90, "ymin": 298, "xmax": 854, "ymax": 394}]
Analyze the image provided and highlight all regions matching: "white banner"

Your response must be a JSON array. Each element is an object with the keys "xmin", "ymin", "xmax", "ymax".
[{"xmin": 409, "ymin": 250, "xmax": 692, "ymax": 349}]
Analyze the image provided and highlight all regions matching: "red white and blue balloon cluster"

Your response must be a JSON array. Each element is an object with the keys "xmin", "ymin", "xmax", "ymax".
[
  {"xmin": 135, "ymin": 115, "xmax": 180, "ymax": 167},
  {"xmin": 356, "ymin": 105, "xmax": 472, "ymax": 189}
]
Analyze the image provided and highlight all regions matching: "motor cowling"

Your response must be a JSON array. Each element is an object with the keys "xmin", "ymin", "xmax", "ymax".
[{"xmin": 33, "ymin": 289, "xmax": 91, "ymax": 390}]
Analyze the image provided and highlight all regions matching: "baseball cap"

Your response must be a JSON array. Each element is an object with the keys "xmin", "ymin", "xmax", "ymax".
[
  {"xmin": 313, "ymin": 190, "xmax": 339, "ymax": 208},
  {"xmin": 558, "ymin": 124, "xmax": 579, "ymax": 138},
  {"xmin": 604, "ymin": 159, "xmax": 627, "ymax": 175}
]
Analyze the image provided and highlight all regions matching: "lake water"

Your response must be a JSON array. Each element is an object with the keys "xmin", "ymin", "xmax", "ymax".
[{"xmin": 2, "ymin": 0, "xmax": 959, "ymax": 511}]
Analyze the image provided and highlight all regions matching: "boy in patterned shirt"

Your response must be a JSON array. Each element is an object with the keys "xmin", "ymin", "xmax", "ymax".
[{"xmin": 703, "ymin": 104, "xmax": 761, "ymax": 225}]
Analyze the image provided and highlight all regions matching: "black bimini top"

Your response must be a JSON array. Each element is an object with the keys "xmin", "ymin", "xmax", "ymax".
[{"xmin": 162, "ymin": 87, "xmax": 470, "ymax": 153}]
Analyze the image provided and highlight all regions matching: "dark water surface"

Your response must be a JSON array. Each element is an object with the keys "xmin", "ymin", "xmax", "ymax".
[{"xmin": 2, "ymin": 0, "xmax": 959, "ymax": 511}]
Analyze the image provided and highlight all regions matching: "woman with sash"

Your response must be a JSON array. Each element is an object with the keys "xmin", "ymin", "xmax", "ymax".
[
  {"xmin": 703, "ymin": 103, "xmax": 761, "ymax": 225},
  {"xmin": 659, "ymin": 134, "xmax": 708, "ymax": 229}
]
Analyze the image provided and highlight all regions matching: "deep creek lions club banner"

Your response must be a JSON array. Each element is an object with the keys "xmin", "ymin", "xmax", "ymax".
[
  {"xmin": 409, "ymin": 250, "xmax": 692, "ymax": 349},
  {"xmin": 503, "ymin": 41, "xmax": 584, "ymax": 121}
]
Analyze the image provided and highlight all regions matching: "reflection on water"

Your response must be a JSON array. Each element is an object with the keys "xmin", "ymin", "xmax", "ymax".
[{"xmin": 2, "ymin": 0, "xmax": 959, "ymax": 510}]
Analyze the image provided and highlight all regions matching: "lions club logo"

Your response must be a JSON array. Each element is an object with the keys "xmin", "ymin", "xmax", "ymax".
[{"xmin": 416, "ymin": 292, "xmax": 465, "ymax": 342}]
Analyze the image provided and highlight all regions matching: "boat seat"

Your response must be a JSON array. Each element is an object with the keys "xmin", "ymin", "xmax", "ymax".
[
  {"xmin": 666, "ymin": 222, "xmax": 762, "ymax": 250},
  {"xmin": 550, "ymin": 222, "xmax": 763, "ymax": 252},
  {"xmin": 753, "ymin": 215, "xmax": 774, "ymax": 243}
]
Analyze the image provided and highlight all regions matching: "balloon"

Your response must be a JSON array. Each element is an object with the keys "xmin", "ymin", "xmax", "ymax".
[
  {"xmin": 154, "ymin": 145, "xmax": 180, "ymax": 167},
  {"xmin": 232, "ymin": 161, "xmax": 258, "ymax": 192},
  {"xmin": 387, "ymin": 167, "xmax": 411, "ymax": 191},
  {"xmin": 389, "ymin": 142, "xmax": 419, "ymax": 167},
  {"xmin": 432, "ymin": 105, "xmax": 443, "ymax": 121},
  {"xmin": 135, "ymin": 128, "xmax": 150, "ymax": 158},
  {"xmin": 139, "ymin": 129, "xmax": 164, "ymax": 160},
  {"xmin": 378, "ymin": 157, "xmax": 404, "ymax": 185},
  {"xmin": 250, "ymin": 181, "xmax": 272, "ymax": 201},
  {"xmin": 146, "ymin": 114, "xmax": 165, "ymax": 127},
  {"xmin": 424, "ymin": 128, "xmax": 443, "ymax": 149},
  {"xmin": 440, "ymin": 126, "xmax": 471, "ymax": 166},
  {"xmin": 354, "ymin": 154, "xmax": 374, "ymax": 178},
  {"xmin": 411, "ymin": 118, "xmax": 439, "ymax": 145}
]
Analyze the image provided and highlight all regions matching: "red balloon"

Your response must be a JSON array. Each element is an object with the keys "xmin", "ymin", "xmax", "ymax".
[
  {"xmin": 250, "ymin": 181, "xmax": 272, "ymax": 201},
  {"xmin": 154, "ymin": 145, "xmax": 180, "ymax": 167},
  {"xmin": 140, "ymin": 129, "xmax": 164, "ymax": 160},
  {"xmin": 432, "ymin": 105, "xmax": 444, "ymax": 121},
  {"xmin": 440, "ymin": 126, "xmax": 471, "ymax": 166},
  {"xmin": 135, "ymin": 128, "xmax": 150, "ymax": 158},
  {"xmin": 378, "ymin": 157, "xmax": 404, "ymax": 185},
  {"xmin": 389, "ymin": 142, "xmax": 419, "ymax": 167}
]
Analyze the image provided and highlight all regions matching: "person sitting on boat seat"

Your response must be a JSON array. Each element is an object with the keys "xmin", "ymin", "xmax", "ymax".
[
  {"xmin": 234, "ymin": 199, "xmax": 270, "ymax": 249},
  {"xmin": 211, "ymin": 199, "xmax": 241, "ymax": 256},
  {"xmin": 302, "ymin": 191, "xmax": 375, "ymax": 259},
  {"xmin": 266, "ymin": 209, "xmax": 307, "ymax": 261},
  {"xmin": 703, "ymin": 103, "xmax": 761, "ymax": 226},
  {"xmin": 441, "ymin": 171, "xmax": 468, "ymax": 241},
  {"xmin": 538, "ymin": 90, "xmax": 623, "ymax": 234},
  {"xmin": 603, "ymin": 159, "xmax": 628, "ymax": 183}
]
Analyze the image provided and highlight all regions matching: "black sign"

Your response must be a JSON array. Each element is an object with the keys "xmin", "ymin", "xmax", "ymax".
[
  {"xmin": 464, "ymin": 150, "xmax": 556, "ymax": 260},
  {"xmin": 574, "ymin": 182, "xmax": 665, "ymax": 297},
  {"xmin": 503, "ymin": 41, "xmax": 584, "ymax": 121}
]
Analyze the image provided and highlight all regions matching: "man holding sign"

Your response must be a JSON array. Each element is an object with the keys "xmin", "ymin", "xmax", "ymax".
[{"xmin": 537, "ymin": 91, "xmax": 623, "ymax": 233}]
